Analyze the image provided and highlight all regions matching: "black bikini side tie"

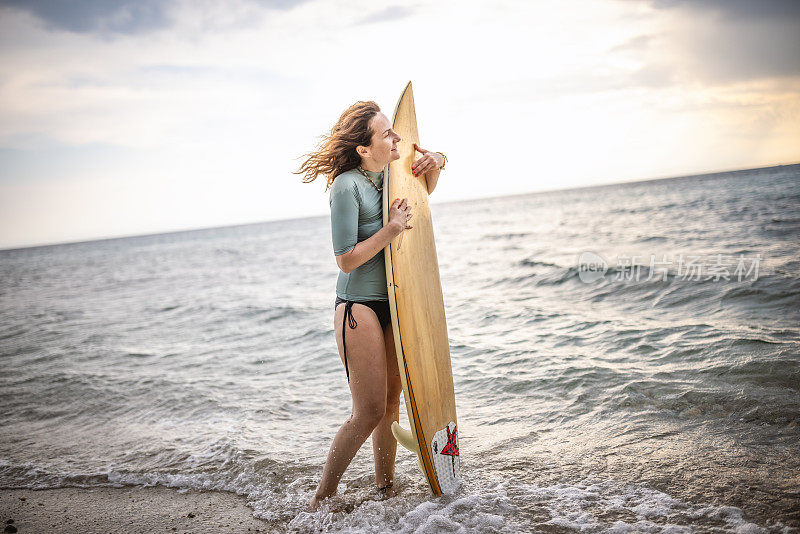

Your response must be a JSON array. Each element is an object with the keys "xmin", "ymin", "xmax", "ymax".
[{"xmin": 342, "ymin": 300, "xmax": 358, "ymax": 382}]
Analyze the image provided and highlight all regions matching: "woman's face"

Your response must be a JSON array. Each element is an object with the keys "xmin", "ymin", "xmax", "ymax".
[{"xmin": 360, "ymin": 113, "xmax": 401, "ymax": 167}]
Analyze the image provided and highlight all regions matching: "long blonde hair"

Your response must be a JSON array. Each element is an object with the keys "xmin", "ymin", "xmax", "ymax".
[{"xmin": 296, "ymin": 101, "xmax": 380, "ymax": 190}]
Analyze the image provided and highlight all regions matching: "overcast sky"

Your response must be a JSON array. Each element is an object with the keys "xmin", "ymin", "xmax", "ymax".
[{"xmin": 1, "ymin": 0, "xmax": 798, "ymax": 249}]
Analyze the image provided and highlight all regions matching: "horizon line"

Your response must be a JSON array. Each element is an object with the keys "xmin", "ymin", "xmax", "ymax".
[{"xmin": 2, "ymin": 160, "xmax": 797, "ymax": 253}]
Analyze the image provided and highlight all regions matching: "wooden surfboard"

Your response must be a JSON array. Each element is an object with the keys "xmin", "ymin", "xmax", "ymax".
[{"xmin": 383, "ymin": 81, "xmax": 460, "ymax": 495}]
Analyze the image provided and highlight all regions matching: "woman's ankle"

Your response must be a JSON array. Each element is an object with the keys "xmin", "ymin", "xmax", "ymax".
[
  {"xmin": 308, "ymin": 491, "xmax": 330, "ymax": 511},
  {"xmin": 376, "ymin": 482, "xmax": 397, "ymax": 498}
]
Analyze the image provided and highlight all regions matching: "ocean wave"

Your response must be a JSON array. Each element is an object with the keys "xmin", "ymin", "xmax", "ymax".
[
  {"xmin": 518, "ymin": 258, "xmax": 561, "ymax": 268},
  {"xmin": 610, "ymin": 370, "xmax": 800, "ymax": 426},
  {"xmin": 482, "ymin": 232, "xmax": 531, "ymax": 241},
  {"xmin": 488, "ymin": 265, "xmax": 581, "ymax": 289}
]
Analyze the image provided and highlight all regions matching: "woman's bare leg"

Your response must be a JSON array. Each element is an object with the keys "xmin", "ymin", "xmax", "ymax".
[
  {"xmin": 372, "ymin": 322, "xmax": 403, "ymax": 492},
  {"xmin": 309, "ymin": 303, "xmax": 388, "ymax": 510}
]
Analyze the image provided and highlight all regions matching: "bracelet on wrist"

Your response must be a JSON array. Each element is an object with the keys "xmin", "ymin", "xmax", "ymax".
[{"xmin": 436, "ymin": 152, "xmax": 447, "ymax": 170}]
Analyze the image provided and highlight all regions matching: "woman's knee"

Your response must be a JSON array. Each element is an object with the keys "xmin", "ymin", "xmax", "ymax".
[
  {"xmin": 385, "ymin": 370, "xmax": 402, "ymax": 405},
  {"xmin": 354, "ymin": 397, "xmax": 386, "ymax": 428},
  {"xmin": 385, "ymin": 385, "xmax": 402, "ymax": 412}
]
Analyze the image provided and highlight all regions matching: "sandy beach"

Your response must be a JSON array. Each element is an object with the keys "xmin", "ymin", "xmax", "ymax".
[{"xmin": 1, "ymin": 485, "xmax": 268, "ymax": 533}]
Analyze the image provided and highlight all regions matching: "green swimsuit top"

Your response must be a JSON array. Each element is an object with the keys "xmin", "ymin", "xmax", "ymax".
[{"xmin": 329, "ymin": 167, "xmax": 388, "ymax": 301}]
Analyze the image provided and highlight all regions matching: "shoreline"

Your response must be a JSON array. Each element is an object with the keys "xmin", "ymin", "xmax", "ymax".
[{"xmin": 0, "ymin": 485, "xmax": 269, "ymax": 534}]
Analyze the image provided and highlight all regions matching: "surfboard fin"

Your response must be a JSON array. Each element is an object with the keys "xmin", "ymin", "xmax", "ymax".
[{"xmin": 391, "ymin": 422, "xmax": 419, "ymax": 454}]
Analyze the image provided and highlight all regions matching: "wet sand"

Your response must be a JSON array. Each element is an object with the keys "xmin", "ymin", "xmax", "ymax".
[{"xmin": 0, "ymin": 485, "xmax": 268, "ymax": 533}]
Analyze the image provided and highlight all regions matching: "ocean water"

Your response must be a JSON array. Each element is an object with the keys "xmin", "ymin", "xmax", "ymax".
[{"xmin": 1, "ymin": 164, "xmax": 798, "ymax": 533}]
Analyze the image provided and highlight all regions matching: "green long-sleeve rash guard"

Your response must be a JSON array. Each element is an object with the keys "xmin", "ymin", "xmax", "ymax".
[{"xmin": 329, "ymin": 168, "xmax": 389, "ymax": 301}]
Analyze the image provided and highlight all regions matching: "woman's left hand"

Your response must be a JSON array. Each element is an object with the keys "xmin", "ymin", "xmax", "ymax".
[{"xmin": 412, "ymin": 143, "xmax": 444, "ymax": 177}]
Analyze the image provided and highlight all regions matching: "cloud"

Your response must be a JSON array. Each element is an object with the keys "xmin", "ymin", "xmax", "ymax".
[
  {"xmin": 1, "ymin": 0, "xmax": 174, "ymax": 35},
  {"xmin": 645, "ymin": 0, "xmax": 800, "ymax": 21},
  {"xmin": 0, "ymin": 0, "xmax": 310, "ymax": 36},
  {"xmin": 676, "ymin": 16, "xmax": 799, "ymax": 83},
  {"xmin": 356, "ymin": 5, "xmax": 413, "ymax": 25},
  {"xmin": 609, "ymin": 34, "xmax": 653, "ymax": 54},
  {"xmin": 619, "ymin": 0, "xmax": 800, "ymax": 84},
  {"xmin": 628, "ymin": 62, "xmax": 676, "ymax": 88}
]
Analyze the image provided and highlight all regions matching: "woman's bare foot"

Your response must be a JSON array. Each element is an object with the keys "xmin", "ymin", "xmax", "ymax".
[
  {"xmin": 309, "ymin": 493, "xmax": 353, "ymax": 513},
  {"xmin": 376, "ymin": 483, "xmax": 397, "ymax": 499},
  {"xmin": 308, "ymin": 493, "xmax": 326, "ymax": 512}
]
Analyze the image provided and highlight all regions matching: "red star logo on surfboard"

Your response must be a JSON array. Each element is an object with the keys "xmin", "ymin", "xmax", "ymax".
[{"xmin": 439, "ymin": 424, "xmax": 459, "ymax": 477}]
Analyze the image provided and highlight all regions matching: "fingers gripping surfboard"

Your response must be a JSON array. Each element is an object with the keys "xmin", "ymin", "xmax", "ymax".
[{"xmin": 384, "ymin": 82, "xmax": 461, "ymax": 495}]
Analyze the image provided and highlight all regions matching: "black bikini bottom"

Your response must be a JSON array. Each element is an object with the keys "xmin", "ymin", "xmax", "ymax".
[{"xmin": 334, "ymin": 297, "xmax": 391, "ymax": 382}]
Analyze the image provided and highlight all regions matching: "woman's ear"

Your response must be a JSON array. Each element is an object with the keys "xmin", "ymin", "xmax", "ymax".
[{"xmin": 356, "ymin": 145, "xmax": 369, "ymax": 159}]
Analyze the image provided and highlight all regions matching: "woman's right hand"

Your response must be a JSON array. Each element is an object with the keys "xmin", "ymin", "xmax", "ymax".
[{"xmin": 388, "ymin": 198, "xmax": 413, "ymax": 235}]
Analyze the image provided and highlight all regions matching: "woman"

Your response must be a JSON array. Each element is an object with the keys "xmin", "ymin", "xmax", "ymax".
[{"xmin": 297, "ymin": 100, "xmax": 446, "ymax": 510}]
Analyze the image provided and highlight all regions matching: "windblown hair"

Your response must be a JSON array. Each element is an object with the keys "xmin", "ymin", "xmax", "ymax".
[{"xmin": 296, "ymin": 101, "xmax": 380, "ymax": 190}]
